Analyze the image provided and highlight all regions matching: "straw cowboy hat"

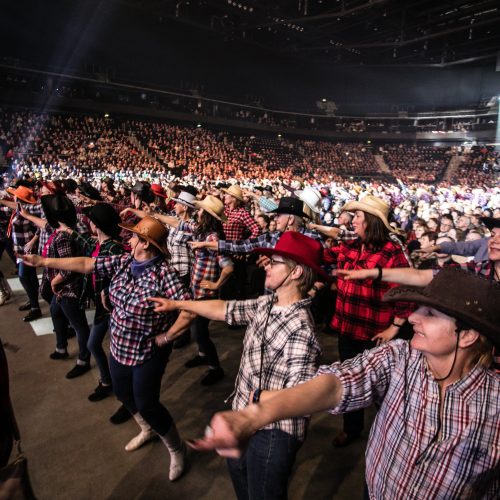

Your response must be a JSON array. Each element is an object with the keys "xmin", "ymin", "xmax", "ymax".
[
  {"xmin": 221, "ymin": 184, "xmax": 244, "ymax": 202},
  {"xmin": 342, "ymin": 194, "xmax": 402, "ymax": 234},
  {"xmin": 252, "ymin": 231, "xmax": 331, "ymax": 282},
  {"xmin": 119, "ymin": 216, "xmax": 169, "ymax": 255},
  {"xmin": 193, "ymin": 195, "xmax": 227, "ymax": 222},
  {"xmin": 295, "ymin": 186, "xmax": 322, "ymax": 214},
  {"xmin": 383, "ymin": 267, "xmax": 500, "ymax": 347},
  {"xmin": 6, "ymin": 185, "xmax": 37, "ymax": 204}
]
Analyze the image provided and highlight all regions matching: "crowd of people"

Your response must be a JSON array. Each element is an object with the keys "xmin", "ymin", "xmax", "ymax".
[{"xmin": 0, "ymin": 109, "xmax": 499, "ymax": 499}]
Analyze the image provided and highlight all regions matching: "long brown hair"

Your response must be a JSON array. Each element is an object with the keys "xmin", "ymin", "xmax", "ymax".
[
  {"xmin": 362, "ymin": 212, "xmax": 390, "ymax": 250},
  {"xmin": 195, "ymin": 210, "xmax": 225, "ymax": 239}
]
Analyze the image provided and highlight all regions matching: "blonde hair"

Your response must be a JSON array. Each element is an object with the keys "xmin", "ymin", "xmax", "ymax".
[{"xmin": 468, "ymin": 333, "xmax": 494, "ymax": 369}]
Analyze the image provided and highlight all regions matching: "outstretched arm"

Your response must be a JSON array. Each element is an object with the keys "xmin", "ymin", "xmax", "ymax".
[
  {"xmin": 148, "ymin": 297, "xmax": 227, "ymax": 322},
  {"xmin": 336, "ymin": 267, "xmax": 433, "ymax": 287},
  {"xmin": 18, "ymin": 254, "xmax": 95, "ymax": 274},
  {"xmin": 190, "ymin": 372, "xmax": 342, "ymax": 457},
  {"xmin": 20, "ymin": 208, "xmax": 47, "ymax": 229}
]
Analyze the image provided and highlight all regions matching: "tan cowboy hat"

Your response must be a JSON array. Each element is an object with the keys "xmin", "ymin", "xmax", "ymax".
[
  {"xmin": 194, "ymin": 195, "xmax": 227, "ymax": 222},
  {"xmin": 6, "ymin": 185, "xmax": 37, "ymax": 204},
  {"xmin": 342, "ymin": 194, "xmax": 402, "ymax": 234},
  {"xmin": 221, "ymin": 184, "xmax": 244, "ymax": 202},
  {"xmin": 119, "ymin": 216, "xmax": 169, "ymax": 255}
]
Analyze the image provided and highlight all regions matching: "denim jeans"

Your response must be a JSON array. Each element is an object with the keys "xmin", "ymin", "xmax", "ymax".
[
  {"xmin": 109, "ymin": 347, "xmax": 173, "ymax": 436},
  {"xmin": 18, "ymin": 262, "xmax": 40, "ymax": 310},
  {"xmin": 87, "ymin": 315, "xmax": 111, "ymax": 385},
  {"xmin": 227, "ymin": 429, "xmax": 302, "ymax": 500},
  {"xmin": 338, "ymin": 335, "xmax": 373, "ymax": 437},
  {"xmin": 0, "ymin": 239, "xmax": 16, "ymax": 266},
  {"xmin": 50, "ymin": 296, "xmax": 90, "ymax": 362},
  {"xmin": 190, "ymin": 304, "xmax": 220, "ymax": 368}
]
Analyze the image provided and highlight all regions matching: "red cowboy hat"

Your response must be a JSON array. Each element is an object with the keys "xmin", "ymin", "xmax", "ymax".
[
  {"xmin": 252, "ymin": 232, "xmax": 330, "ymax": 282},
  {"xmin": 151, "ymin": 183, "xmax": 168, "ymax": 198}
]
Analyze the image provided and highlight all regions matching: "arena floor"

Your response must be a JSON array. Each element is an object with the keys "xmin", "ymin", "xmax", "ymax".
[{"xmin": 2, "ymin": 257, "xmax": 374, "ymax": 500}]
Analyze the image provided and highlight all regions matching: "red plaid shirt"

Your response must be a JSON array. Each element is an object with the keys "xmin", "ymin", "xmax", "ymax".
[
  {"xmin": 325, "ymin": 239, "xmax": 413, "ymax": 341},
  {"xmin": 223, "ymin": 207, "xmax": 260, "ymax": 241}
]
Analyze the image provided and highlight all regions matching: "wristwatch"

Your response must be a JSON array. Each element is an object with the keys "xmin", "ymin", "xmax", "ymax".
[{"xmin": 252, "ymin": 388, "xmax": 262, "ymax": 403}]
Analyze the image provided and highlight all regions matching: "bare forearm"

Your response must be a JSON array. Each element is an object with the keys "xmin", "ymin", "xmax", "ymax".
[
  {"xmin": 380, "ymin": 267, "xmax": 433, "ymax": 286},
  {"xmin": 244, "ymin": 374, "xmax": 342, "ymax": 431},
  {"xmin": 216, "ymin": 265, "xmax": 234, "ymax": 287},
  {"xmin": 0, "ymin": 199, "xmax": 16, "ymax": 210},
  {"xmin": 154, "ymin": 213, "xmax": 180, "ymax": 228},
  {"xmin": 40, "ymin": 256, "xmax": 95, "ymax": 274},
  {"xmin": 310, "ymin": 224, "xmax": 340, "ymax": 239},
  {"xmin": 176, "ymin": 299, "xmax": 227, "ymax": 321},
  {"xmin": 164, "ymin": 311, "xmax": 195, "ymax": 342},
  {"xmin": 22, "ymin": 212, "xmax": 47, "ymax": 229}
]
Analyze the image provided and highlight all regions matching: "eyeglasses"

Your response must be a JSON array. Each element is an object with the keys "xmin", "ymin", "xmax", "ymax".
[{"xmin": 268, "ymin": 258, "xmax": 286, "ymax": 267}]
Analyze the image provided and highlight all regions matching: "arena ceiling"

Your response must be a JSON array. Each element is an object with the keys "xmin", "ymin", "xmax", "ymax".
[{"xmin": 129, "ymin": 0, "xmax": 500, "ymax": 67}]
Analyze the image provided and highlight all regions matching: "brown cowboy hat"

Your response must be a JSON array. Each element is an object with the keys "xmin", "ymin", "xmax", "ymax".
[
  {"xmin": 6, "ymin": 185, "xmax": 37, "ymax": 204},
  {"xmin": 119, "ymin": 216, "xmax": 169, "ymax": 255},
  {"xmin": 221, "ymin": 184, "xmax": 244, "ymax": 202},
  {"xmin": 383, "ymin": 267, "xmax": 500, "ymax": 347},
  {"xmin": 193, "ymin": 195, "xmax": 227, "ymax": 222},
  {"xmin": 343, "ymin": 194, "xmax": 404, "ymax": 235}
]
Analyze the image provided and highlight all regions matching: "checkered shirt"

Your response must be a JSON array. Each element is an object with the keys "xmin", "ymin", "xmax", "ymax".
[
  {"xmin": 166, "ymin": 220, "xmax": 196, "ymax": 278},
  {"xmin": 94, "ymin": 254, "xmax": 191, "ymax": 365},
  {"xmin": 1, "ymin": 203, "xmax": 42, "ymax": 254},
  {"xmin": 318, "ymin": 340, "xmax": 500, "ymax": 499},
  {"xmin": 325, "ymin": 239, "xmax": 413, "ymax": 341},
  {"xmin": 223, "ymin": 207, "xmax": 260, "ymax": 241},
  {"xmin": 178, "ymin": 221, "xmax": 233, "ymax": 299},
  {"xmin": 225, "ymin": 295, "xmax": 321, "ymax": 441},
  {"xmin": 41, "ymin": 228, "xmax": 83, "ymax": 300},
  {"xmin": 258, "ymin": 197, "xmax": 278, "ymax": 213}
]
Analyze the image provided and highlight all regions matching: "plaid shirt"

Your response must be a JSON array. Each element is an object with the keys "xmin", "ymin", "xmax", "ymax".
[
  {"xmin": 218, "ymin": 228, "xmax": 324, "ymax": 255},
  {"xmin": 94, "ymin": 254, "xmax": 191, "ymax": 365},
  {"xmin": 223, "ymin": 207, "xmax": 260, "ymax": 241},
  {"xmin": 166, "ymin": 220, "xmax": 196, "ymax": 278},
  {"xmin": 225, "ymin": 295, "xmax": 321, "ymax": 441},
  {"xmin": 318, "ymin": 340, "xmax": 500, "ymax": 499},
  {"xmin": 41, "ymin": 227, "xmax": 83, "ymax": 300},
  {"xmin": 0, "ymin": 203, "xmax": 42, "ymax": 254},
  {"xmin": 178, "ymin": 221, "xmax": 233, "ymax": 299},
  {"xmin": 325, "ymin": 239, "xmax": 413, "ymax": 341}
]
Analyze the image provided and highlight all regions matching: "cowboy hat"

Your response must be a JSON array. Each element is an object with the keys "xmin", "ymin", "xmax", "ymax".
[
  {"xmin": 151, "ymin": 183, "xmax": 168, "ymax": 199},
  {"xmin": 119, "ymin": 216, "xmax": 169, "ymax": 255},
  {"xmin": 269, "ymin": 197, "xmax": 308, "ymax": 219},
  {"xmin": 480, "ymin": 216, "xmax": 500, "ymax": 230},
  {"xmin": 131, "ymin": 181, "xmax": 155, "ymax": 204},
  {"xmin": 294, "ymin": 186, "xmax": 322, "ymax": 214},
  {"xmin": 83, "ymin": 203, "xmax": 122, "ymax": 239},
  {"xmin": 383, "ymin": 267, "xmax": 500, "ymax": 347},
  {"xmin": 221, "ymin": 184, "xmax": 244, "ymax": 202},
  {"xmin": 41, "ymin": 194, "xmax": 77, "ymax": 229},
  {"xmin": 6, "ymin": 185, "xmax": 37, "ymax": 204},
  {"xmin": 78, "ymin": 182, "xmax": 102, "ymax": 201},
  {"xmin": 252, "ymin": 231, "xmax": 331, "ymax": 282},
  {"xmin": 193, "ymin": 195, "xmax": 227, "ymax": 222},
  {"xmin": 171, "ymin": 191, "xmax": 196, "ymax": 208},
  {"xmin": 342, "ymin": 194, "xmax": 402, "ymax": 234}
]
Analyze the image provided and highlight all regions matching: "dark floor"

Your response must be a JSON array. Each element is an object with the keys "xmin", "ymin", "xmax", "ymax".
[{"xmin": 1, "ymin": 258, "xmax": 373, "ymax": 500}]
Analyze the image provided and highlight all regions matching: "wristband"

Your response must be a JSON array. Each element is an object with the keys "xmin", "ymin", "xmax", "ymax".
[
  {"xmin": 374, "ymin": 265, "xmax": 383, "ymax": 282},
  {"xmin": 163, "ymin": 334, "xmax": 170, "ymax": 345},
  {"xmin": 392, "ymin": 321, "xmax": 402, "ymax": 328},
  {"xmin": 252, "ymin": 388, "xmax": 262, "ymax": 404}
]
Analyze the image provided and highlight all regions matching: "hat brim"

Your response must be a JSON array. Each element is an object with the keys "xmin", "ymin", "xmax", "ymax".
[
  {"xmin": 383, "ymin": 286, "xmax": 499, "ymax": 346},
  {"xmin": 251, "ymin": 246, "xmax": 331, "ymax": 282},
  {"xmin": 171, "ymin": 197, "xmax": 195, "ymax": 208},
  {"xmin": 83, "ymin": 206, "xmax": 121, "ymax": 238},
  {"xmin": 294, "ymin": 190, "xmax": 321, "ymax": 213},
  {"xmin": 152, "ymin": 191, "xmax": 168, "ymax": 199},
  {"xmin": 342, "ymin": 200, "xmax": 402, "ymax": 234},
  {"xmin": 480, "ymin": 216, "xmax": 500, "ymax": 230},
  {"xmin": 269, "ymin": 207, "xmax": 310, "ymax": 219},
  {"xmin": 193, "ymin": 201, "xmax": 227, "ymax": 222},
  {"xmin": 221, "ymin": 188, "xmax": 244, "ymax": 202},
  {"xmin": 119, "ymin": 223, "xmax": 169, "ymax": 255},
  {"xmin": 6, "ymin": 187, "xmax": 37, "ymax": 204},
  {"xmin": 41, "ymin": 195, "xmax": 77, "ymax": 228}
]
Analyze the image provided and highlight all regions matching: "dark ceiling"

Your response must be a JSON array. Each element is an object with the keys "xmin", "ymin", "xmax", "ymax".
[{"xmin": 131, "ymin": 0, "xmax": 500, "ymax": 67}]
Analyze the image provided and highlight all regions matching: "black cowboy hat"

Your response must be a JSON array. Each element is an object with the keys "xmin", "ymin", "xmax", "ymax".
[
  {"xmin": 269, "ymin": 196, "xmax": 308, "ymax": 219},
  {"xmin": 41, "ymin": 194, "xmax": 77, "ymax": 229},
  {"xmin": 61, "ymin": 179, "xmax": 78, "ymax": 193},
  {"xmin": 383, "ymin": 267, "xmax": 500, "ymax": 348},
  {"xmin": 480, "ymin": 216, "xmax": 500, "ymax": 231},
  {"xmin": 82, "ymin": 203, "xmax": 122, "ymax": 239},
  {"xmin": 78, "ymin": 182, "xmax": 102, "ymax": 201},
  {"xmin": 131, "ymin": 181, "xmax": 155, "ymax": 204}
]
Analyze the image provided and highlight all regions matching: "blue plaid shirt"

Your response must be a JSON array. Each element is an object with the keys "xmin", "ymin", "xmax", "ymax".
[{"xmin": 94, "ymin": 254, "xmax": 191, "ymax": 365}]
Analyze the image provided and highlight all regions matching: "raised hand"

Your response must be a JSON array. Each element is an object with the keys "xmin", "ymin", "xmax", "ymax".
[{"xmin": 199, "ymin": 280, "xmax": 219, "ymax": 291}]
